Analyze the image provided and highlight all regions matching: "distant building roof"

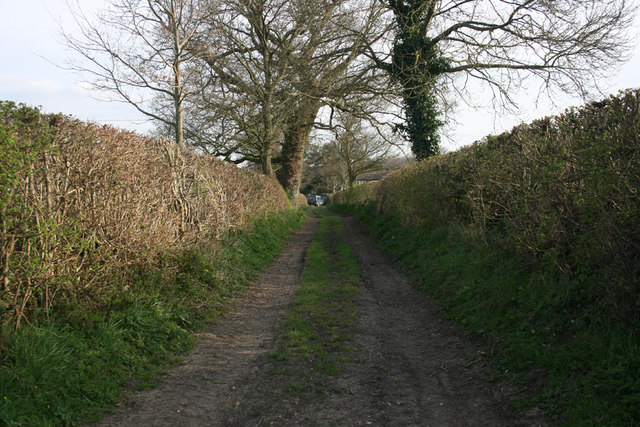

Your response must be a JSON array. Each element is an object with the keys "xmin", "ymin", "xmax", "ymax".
[{"xmin": 355, "ymin": 171, "xmax": 389, "ymax": 183}]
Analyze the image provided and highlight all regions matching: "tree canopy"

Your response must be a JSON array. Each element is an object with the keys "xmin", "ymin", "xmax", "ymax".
[{"xmin": 67, "ymin": 0, "xmax": 637, "ymax": 195}]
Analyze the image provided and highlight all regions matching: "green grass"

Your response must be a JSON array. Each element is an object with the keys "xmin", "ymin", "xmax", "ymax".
[
  {"xmin": 271, "ymin": 209, "xmax": 361, "ymax": 397},
  {"xmin": 0, "ymin": 208, "xmax": 306, "ymax": 426},
  {"xmin": 330, "ymin": 202, "xmax": 640, "ymax": 426}
]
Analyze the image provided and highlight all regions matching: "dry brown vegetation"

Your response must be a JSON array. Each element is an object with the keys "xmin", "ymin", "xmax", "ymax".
[{"xmin": 0, "ymin": 102, "xmax": 291, "ymax": 328}]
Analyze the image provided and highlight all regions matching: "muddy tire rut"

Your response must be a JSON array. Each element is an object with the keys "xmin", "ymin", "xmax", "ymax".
[{"xmin": 96, "ymin": 211, "xmax": 543, "ymax": 426}]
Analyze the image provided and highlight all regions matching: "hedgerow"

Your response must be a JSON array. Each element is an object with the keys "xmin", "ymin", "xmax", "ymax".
[
  {"xmin": 333, "ymin": 89, "xmax": 640, "ymax": 424},
  {"xmin": 0, "ymin": 101, "xmax": 291, "ymax": 328},
  {"xmin": 338, "ymin": 89, "xmax": 640, "ymax": 333}
]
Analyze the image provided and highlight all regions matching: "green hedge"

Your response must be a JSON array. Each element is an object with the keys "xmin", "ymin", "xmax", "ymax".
[
  {"xmin": 333, "ymin": 89, "xmax": 640, "ymax": 424},
  {"xmin": 0, "ymin": 208, "xmax": 306, "ymax": 425},
  {"xmin": 339, "ymin": 89, "xmax": 640, "ymax": 332}
]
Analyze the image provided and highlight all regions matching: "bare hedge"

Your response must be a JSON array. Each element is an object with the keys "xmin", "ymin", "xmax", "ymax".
[
  {"xmin": 0, "ymin": 102, "xmax": 290, "ymax": 327},
  {"xmin": 338, "ymin": 89, "xmax": 640, "ymax": 329}
]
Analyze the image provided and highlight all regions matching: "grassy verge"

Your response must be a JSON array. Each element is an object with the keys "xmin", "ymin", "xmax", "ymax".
[
  {"xmin": 330, "ymin": 203, "xmax": 640, "ymax": 426},
  {"xmin": 270, "ymin": 209, "xmax": 361, "ymax": 399},
  {"xmin": 0, "ymin": 208, "xmax": 306, "ymax": 426}
]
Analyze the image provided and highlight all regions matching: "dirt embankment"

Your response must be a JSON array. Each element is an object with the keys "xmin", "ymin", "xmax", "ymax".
[{"xmin": 96, "ymin": 211, "xmax": 544, "ymax": 426}]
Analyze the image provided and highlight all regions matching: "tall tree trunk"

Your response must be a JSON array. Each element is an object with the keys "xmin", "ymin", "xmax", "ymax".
[
  {"xmin": 261, "ymin": 145, "xmax": 274, "ymax": 177},
  {"xmin": 174, "ymin": 74, "xmax": 184, "ymax": 148},
  {"xmin": 279, "ymin": 101, "xmax": 320, "ymax": 197},
  {"xmin": 260, "ymin": 88, "xmax": 275, "ymax": 177},
  {"xmin": 172, "ymin": 7, "xmax": 185, "ymax": 149}
]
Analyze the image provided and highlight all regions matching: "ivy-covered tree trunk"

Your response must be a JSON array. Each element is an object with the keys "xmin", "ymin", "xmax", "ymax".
[
  {"xmin": 279, "ymin": 101, "xmax": 320, "ymax": 197},
  {"xmin": 387, "ymin": 0, "xmax": 449, "ymax": 161},
  {"xmin": 397, "ymin": 76, "xmax": 441, "ymax": 160}
]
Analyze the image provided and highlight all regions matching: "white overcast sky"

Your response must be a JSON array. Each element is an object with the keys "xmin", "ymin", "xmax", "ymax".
[{"xmin": 1, "ymin": 0, "xmax": 639, "ymax": 152}]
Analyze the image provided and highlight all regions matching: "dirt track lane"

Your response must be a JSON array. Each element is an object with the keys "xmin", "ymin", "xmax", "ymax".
[
  {"xmin": 338, "ymin": 216, "xmax": 533, "ymax": 426},
  {"xmin": 96, "ymin": 211, "xmax": 544, "ymax": 426},
  {"xmin": 95, "ymin": 213, "xmax": 320, "ymax": 426}
]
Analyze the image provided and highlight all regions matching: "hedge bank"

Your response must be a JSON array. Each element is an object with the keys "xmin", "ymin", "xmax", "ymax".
[
  {"xmin": 333, "ymin": 89, "xmax": 640, "ymax": 424},
  {"xmin": 0, "ymin": 101, "xmax": 306, "ymax": 424},
  {"xmin": 0, "ymin": 101, "xmax": 292, "ymax": 328}
]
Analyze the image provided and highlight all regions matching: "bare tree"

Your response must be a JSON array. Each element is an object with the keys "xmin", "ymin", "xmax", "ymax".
[
  {"xmin": 193, "ymin": 0, "xmax": 393, "ymax": 195},
  {"xmin": 301, "ymin": 140, "xmax": 337, "ymax": 194},
  {"xmin": 373, "ymin": 0, "xmax": 638, "ymax": 159},
  {"xmin": 182, "ymin": 0, "xmax": 299, "ymax": 175},
  {"xmin": 328, "ymin": 113, "xmax": 391, "ymax": 189},
  {"xmin": 302, "ymin": 112, "xmax": 398, "ymax": 194},
  {"xmin": 63, "ymin": 0, "xmax": 208, "ymax": 147},
  {"xmin": 275, "ymin": 0, "xmax": 395, "ymax": 196}
]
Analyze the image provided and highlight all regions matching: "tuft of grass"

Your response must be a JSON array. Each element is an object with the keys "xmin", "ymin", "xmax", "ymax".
[
  {"xmin": 0, "ymin": 208, "xmax": 306, "ymax": 426},
  {"xmin": 330, "ymin": 202, "xmax": 640, "ymax": 426},
  {"xmin": 271, "ymin": 210, "xmax": 360, "ymax": 397}
]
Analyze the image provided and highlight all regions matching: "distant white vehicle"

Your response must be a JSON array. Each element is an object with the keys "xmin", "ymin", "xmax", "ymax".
[{"xmin": 306, "ymin": 195, "xmax": 325, "ymax": 206}]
